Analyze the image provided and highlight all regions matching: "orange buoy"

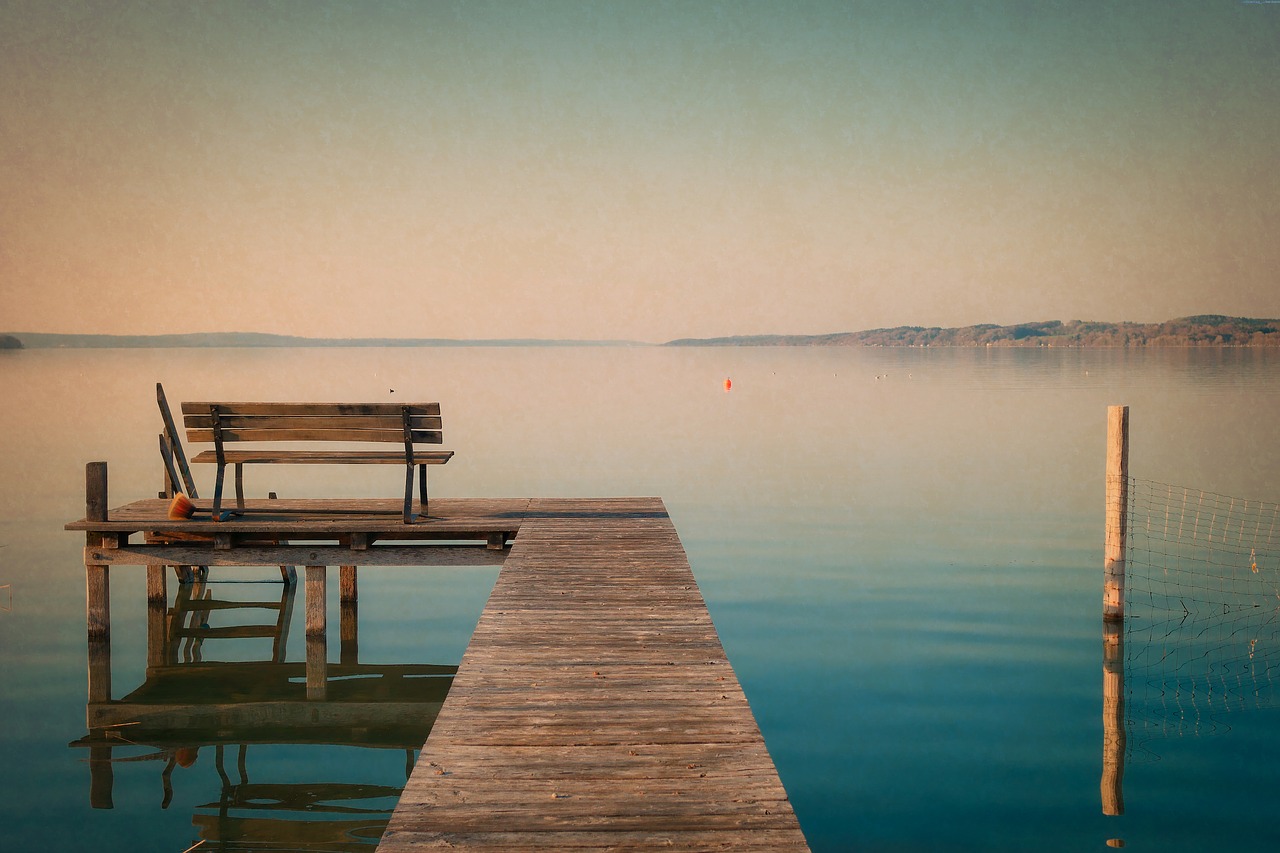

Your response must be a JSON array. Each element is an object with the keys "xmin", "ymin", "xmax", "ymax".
[
  {"xmin": 168, "ymin": 493, "xmax": 196, "ymax": 519},
  {"xmin": 723, "ymin": 377, "xmax": 732, "ymax": 392}
]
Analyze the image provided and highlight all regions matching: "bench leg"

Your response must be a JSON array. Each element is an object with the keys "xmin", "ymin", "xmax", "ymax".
[
  {"xmin": 234, "ymin": 462, "xmax": 245, "ymax": 510},
  {"xmin": 273, "ymin": 583, "xmax": 295, "ymax": 663},
  {"xmin": 403, "ymin": 465, "xmax": 414, "ymax": 523},
  {"xmin": 173, "ymin": 565, "xmax": 207, "ymax": 584},
  {"xmin": 212, "ymin": 463, "xmax": 226, "ymax": 520},
  {"xmin": 419, "ymin": 463, "xmax": 429, "ymax": 517}
]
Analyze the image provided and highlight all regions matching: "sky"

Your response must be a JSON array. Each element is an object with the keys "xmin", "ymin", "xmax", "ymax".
[{"xmin": 2, "ymin": 0, "xmax": 1278, "ymax": 342}]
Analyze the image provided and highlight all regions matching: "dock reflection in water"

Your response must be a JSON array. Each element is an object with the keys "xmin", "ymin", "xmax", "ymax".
[{"xmin": 70, "ymin": 576, "xmax": 454, "ymax": 850}]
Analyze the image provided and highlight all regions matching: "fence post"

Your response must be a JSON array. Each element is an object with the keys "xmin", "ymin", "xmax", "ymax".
[
  {"xmin": 1104, "ymin": 406, "xmax": 1128, "ymax": 622},
  {"xmin": 1101, "ymin": 406, "xmax": 1128, "ymax": 822}
]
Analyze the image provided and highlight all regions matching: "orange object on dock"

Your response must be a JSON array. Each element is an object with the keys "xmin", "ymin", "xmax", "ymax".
[{"xmin": 168, "ymin": 493, "xmax": 196, "ymax": 519}]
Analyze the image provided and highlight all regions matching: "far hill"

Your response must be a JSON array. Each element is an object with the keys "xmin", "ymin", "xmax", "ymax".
[{"xmin": 665, "ymin": 316, "xmax": 1280, "ymax": 347}]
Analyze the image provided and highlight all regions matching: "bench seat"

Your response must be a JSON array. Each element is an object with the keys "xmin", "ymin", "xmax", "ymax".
[{"xmin": 190, "ymin": 450, "xmax": 455, "ymax": 465}]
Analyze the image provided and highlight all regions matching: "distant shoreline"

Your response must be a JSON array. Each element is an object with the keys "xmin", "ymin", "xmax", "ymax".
[
  {"xmin": 4, "ymin": 315, "xmax": 1278, "ymax": 349},
  {"xmin": 664, "ymin": 316, "xmax": 1280, "ymax": 348},
  {"xmin": 0, "ymin": 332, "xmax": 646, "ymax": 349}
]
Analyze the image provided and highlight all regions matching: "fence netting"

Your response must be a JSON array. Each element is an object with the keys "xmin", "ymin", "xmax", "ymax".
[{"xmin": 1122, "ymin": 477, "xmax": 1280, "ymax": 756}]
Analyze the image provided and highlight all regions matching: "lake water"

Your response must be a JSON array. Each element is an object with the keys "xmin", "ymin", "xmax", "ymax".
[{"xmin": 1, "ymin": 345, "xmax": 1278, "ymax": 851}]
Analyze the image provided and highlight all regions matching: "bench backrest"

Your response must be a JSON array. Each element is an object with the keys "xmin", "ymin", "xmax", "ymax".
[{"xmin": 181, "ymin": 402, "xmax": 444, "ymax": 446}]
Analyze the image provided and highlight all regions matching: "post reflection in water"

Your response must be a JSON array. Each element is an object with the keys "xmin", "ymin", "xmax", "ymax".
[
  {"xmin": 1101, "ymin": 620, "xmax": 1125, "ymax": 821},
  {"xmin": 71, "ymin": 572, "xmax": 454, "ymax": 850}
]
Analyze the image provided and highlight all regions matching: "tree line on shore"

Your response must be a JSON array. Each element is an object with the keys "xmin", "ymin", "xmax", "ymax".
[{"xmin": 666, "ymin": 316, "xmax": 1280, "ymax": 347}]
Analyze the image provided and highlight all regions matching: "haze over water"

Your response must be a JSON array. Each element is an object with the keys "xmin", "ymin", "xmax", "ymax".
[{"xmin": 4, "ymin": 1, "xmax": 1279, "ymax": 342}]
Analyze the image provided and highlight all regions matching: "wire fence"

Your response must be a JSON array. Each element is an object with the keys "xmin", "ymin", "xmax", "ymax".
[{"xmin": 1123, "ymin": 477, "xmax": 1280, "ymax": 757}]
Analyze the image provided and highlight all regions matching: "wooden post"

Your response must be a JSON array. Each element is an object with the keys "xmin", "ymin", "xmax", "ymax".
[
  {"xmin": 145, "ymin": 565, "xmax": 166, "ymax": 604},
  {"xmin": 339, "ymin": 530, "xmax": 358, "ymax": 666},
  {"xmin": 85, "ymin": 467, "xmax": 118, "ymax": 664},
  {"xmin": 89, "ymin": 746, "xmax": 114, "ymax": 809},
  {"xmin": 1104, "ymin": 405, "xmax": 1128, "ymax": 622},
  {"xmin": 86, "ymin": 461, "xmax": 108, "ymax": 523},
  {"xmin": 305, "ymin": 566, "xmax": 327, "ymax": 637},
  {"xmin": 340, "ymin": 598, "xmax": 359, "ymax": 666},
  {"xmin": 146, "ymin": 599, "xmax": 167, "ymax": 670},
  {"xmin": 306, "ymin": 634, "xmax": 328, "ymax": 701},
  {"xmin": 87, "ymin": 632, "xmax": 111, "ymax": 703},
  {"xmin": 305, "ymin": 566, "xmax": 328, "ymax": 700},
  {"xmin": 1101, "ymin": 620, "xmax": 1125, "ymax": 816},
  {"xmin": 85, "ymin": 466, "xmax": 116, "ymax": 789},
  {"xmin": 86, "ymin": 566, "xmax": 110, "ymax": 640},
  {"xmin": 86, "ymin": 462, "xmax": 111, "ymax": 640},
  {"xmin": 340, "ymin": 565, "xmax": 357, "ymax": 603}
]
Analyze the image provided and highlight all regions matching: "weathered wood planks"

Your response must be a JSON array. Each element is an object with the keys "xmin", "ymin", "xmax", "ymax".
[
  {"xmin": 68, "ymin": 497, "xmax": 526, "ymax": 537},
  {"xmin": 377, "ymin": 498, "xmax": 809, "ymax": 852},
  {"xmin": 68, "ymin": 494, "xmax": 808, "ymax": 849},
  {"xmin": 84, "ymin": 543, "xmax": 509, "ymax": 568}
]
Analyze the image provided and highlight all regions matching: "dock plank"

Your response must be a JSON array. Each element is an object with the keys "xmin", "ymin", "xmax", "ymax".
[{"xmin": 377, "ymin": 498, "xmax": 808, "ymax": 851}]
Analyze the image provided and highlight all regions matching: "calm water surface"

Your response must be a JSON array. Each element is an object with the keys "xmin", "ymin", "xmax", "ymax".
[{"xmin": 1, "ymin": 346, "xmax": 1278, "ymax": 851}]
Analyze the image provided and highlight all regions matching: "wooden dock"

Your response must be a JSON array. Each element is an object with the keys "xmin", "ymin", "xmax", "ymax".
[
  {"xmin": 378, "ymin": 498, "xmax": 808, "ymax": 851},
  {"xmin": 68, "ymin": 486, "xmax": 809, "ymax": 851}
]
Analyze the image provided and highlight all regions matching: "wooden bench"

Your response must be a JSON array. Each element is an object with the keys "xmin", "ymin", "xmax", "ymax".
[{"xmin": 178, "ymin": 400, "xmax": 453, "ymax": 523}]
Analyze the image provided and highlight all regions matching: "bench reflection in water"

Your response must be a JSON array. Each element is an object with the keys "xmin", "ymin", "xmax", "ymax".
[{"xmin": 70, "ymin": 578, "xmax": 454, "ymax": 850}]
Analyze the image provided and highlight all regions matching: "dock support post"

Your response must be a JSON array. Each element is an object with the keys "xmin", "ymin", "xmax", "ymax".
[
  {"xmin": 86, "ymin": 466, "xmax": 114, "ymax": 810},
  {"xmin": 305, "ymin": 566, "xmax": 327, "ymax": 700},
  {"xmin": 86, "ymin": 566, "xmax": 110, "ymax": 641},
  {"xmin": 306, "ymin": 634, "xmax": 328, "ymax": 701},
  {"xmin": 338, "ymin": 565, "xmax": 358, "ymax": 664},
  {"xmin": 146, "ymin": 567, "xmax": 167, "ymax": 669},
  {"xmin": 89, "ymin": 747, "xmax": 114, "ymax": 809},
  {"xmin": 305, "ymin": 566, "xmax": 327, "ymax": 637},
  {"xmin": 341, "ymin": 599, "xmax": 359, "ymax": 666},
  {"xmin": 340, "ymin": 565, "xmax": 357, "ymax": 602},
  {"xmin": 1104, "ymin": 405, "xmax": 1128, "ymax": 622},
  {"xmin": 146, "ymin": 565, "xmax": 166, "ymax": 604},
  {"xmin": 85, "ymin": 462, "xmax": 111, "ymax": 640},
  {"xmin": 86, "ymin": 461, "xmax": 108, "ymax": 526},
  {"xmin": 86, "ymin": 464, "xmax": 112, "ymax": 702},
  {"xmin": 87, "ymin": 629, "xmax": 111, "ymax": 704}
]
